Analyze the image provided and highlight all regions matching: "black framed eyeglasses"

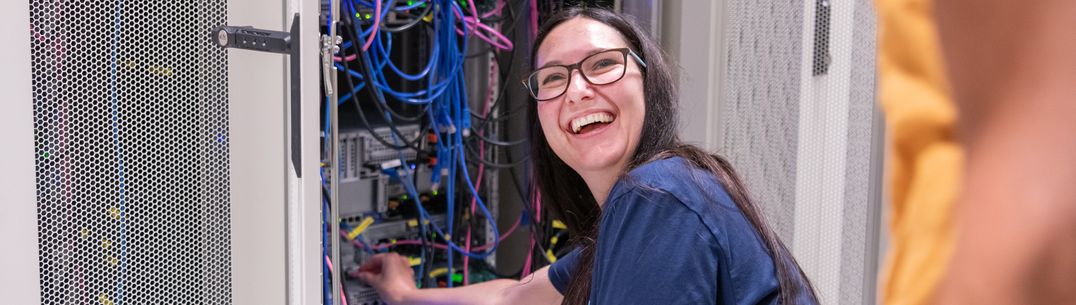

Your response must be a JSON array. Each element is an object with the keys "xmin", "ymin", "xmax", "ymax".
[{"xmin": 522, "ymin": 48, "xmax": 647, "ymax": 102}]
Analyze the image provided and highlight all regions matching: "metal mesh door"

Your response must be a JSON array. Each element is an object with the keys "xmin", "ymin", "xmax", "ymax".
[
  {"xmin": 721, "ymin": 0, "xmax": 881, "ymax": 304},
  {"xmin": 29, "ymin": 0, "xmax": 232, "ymax": 304},
  {"xmin": 720, "ymin": 0, "xmax": 805, "ymax": 245}
]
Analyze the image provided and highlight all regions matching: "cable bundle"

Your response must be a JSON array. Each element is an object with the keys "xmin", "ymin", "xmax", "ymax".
[{"xmin": 322, "ymin": 0, "xmax": 539, "ymax": 298}]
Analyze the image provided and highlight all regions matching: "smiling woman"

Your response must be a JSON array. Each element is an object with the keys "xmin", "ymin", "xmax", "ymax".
[
  {"xmin": 530, "ymin": 19, "xmax": 649, "ymax": 205},
  {"xmin": 528, "ymin": 7, "xmax": 818, "ymax": 305},
  {"xmin": 356, "ymin": 6, "xmax": 818, "ymax": 305}
]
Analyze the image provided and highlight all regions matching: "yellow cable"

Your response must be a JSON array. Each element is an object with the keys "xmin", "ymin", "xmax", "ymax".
[
  {"xmin": 552, "ymin": 220, "xmax": 567, "ymax": 230},
  {"xmin": 347, "ymin": 216, "xmax": 375, "ymax": 240},
  {"xmin": 428, "ymin": 267, "xmax": 449, "ymax": 278}
]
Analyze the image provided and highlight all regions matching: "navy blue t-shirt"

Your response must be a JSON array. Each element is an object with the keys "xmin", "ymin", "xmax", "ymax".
[{"xmin": 547, "ymin": 157, "xmax": 814, "ymax": 304}]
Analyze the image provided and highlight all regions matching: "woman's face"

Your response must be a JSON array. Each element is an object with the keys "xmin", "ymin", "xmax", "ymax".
[{"xmin": 535, "ymin": 17, "xmax": 646, "ymax": 178}]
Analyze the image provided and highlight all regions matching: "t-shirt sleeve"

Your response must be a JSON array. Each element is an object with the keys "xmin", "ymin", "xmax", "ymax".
[
  {"xmin": 590, "ymin": 189, "xmax": 721, "ymax": 305},
  {"xmin": 547, "ymin": 248, "xmax": 580, "ymax": 295}
]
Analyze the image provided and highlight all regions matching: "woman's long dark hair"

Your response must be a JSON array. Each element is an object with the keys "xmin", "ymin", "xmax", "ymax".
[{"xmin": 528, "ymin": 7, "xmax": 818, "ymax": 305}]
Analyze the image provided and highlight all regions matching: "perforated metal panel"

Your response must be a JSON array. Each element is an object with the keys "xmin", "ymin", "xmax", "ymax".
[
  {"xmin": 839, "ymin": 1, "xmax": 879, "ymax": 304},
  {"xmin": 720, "ymin": 0, "xmax": 804, "ymax": 244},
  {"xmin": 719, "ymin": 0, "xmax": 881, "ymax": 304},
  {"xmin": 29, "ymin": 0, "xmax": 232, "ymax": 304}
]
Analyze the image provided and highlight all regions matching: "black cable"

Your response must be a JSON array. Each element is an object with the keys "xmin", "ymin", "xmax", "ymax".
[
  {"xmin": 465, "ymin": 150, "xmax": 528, "ymax": 172},
  {"xmin": 503, "ymin": 145, "xmax": 551, "ymax": 266},
  {"xmin": 465, "ymin": 0, "xmax": 524, "ymax": 57},
  {"xmin": 465, "ymin": 146, "xmax": 530, "ymax": 169},
  {"xmin": 464, "ymin": 45, "xmax": 495, "ymax": 59},
  {"xmin": 338, "ymin": 18, "xmax": 430, "ymax": 152},
  {"xmin": 551, "ymin": 231, "xmax": 572, "ymax": 257},
  {"xmin": 336, "ymin": 0, "xmax": 542, "ymax": 280},
  {"xmin": 470, "ymin": 20, "xmax": 529, "ymax": 135},
  {"xmin": 336, "ymin": 1, "xmax": 432, "ymax": 123},
  {"xmin": 467, "ymin": 0, "xmax": 550, "ymax": 270},
  {"xmin": 340, "ymin": 64, "xmax": 428, "ymax": 151},
  {"xmin": 339, "ymin": 24, "xmax": 431, "ymax": 123},
  {"xmin": 464, "ymin": 133, "xmax": 529, "ymax": 165},
  {"xmin": 470, "ymin": 105, "xmax": 529, "ymax": 151},
  {"xmin": 470, "ymin": 74, "xmax": 527, "ymax": 127},
  {"xmin": 467, "ymin": 128, "xmax": 528, "ymax": 147},
  {"xmin": 378, "ymin": 25, "xmax": 440, "ymax": 124},
  {"xmin": 470, "ymin": 100, "xmax": 527, "ymax": 125},
  {"xmin": 469, "ymin": 67, "xmax": 525, "ymax": 137},
  {"xmin": 381, "ymin": 2, "xmax": 434, "ymax": 33}
]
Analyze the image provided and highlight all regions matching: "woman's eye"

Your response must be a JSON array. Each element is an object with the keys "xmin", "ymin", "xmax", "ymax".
[
  {"xmin": 592, "ymin": 59, "xmax": 616, "ymax": 69},
  {"xmin": 542, "ymin": 74, "xmax": 566, "ymax": 85}
]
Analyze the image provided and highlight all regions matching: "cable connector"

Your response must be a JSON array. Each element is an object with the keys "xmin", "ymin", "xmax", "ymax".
[{"xmin": 380, "ymin": 159, "xmax": 403, "ymax": 170}]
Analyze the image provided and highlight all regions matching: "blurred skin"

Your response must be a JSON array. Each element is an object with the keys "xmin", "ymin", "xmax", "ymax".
[
  {"xmin": 934, "ymin": 0, "xmax": 1076, "ymax": 304},
  {"xmin": 355, "ymin": 17, "xmax": 645, "ymax": 305},
  {"xmin": 356, "ymin": 252, "xmax": 560, "ymax": 305}
]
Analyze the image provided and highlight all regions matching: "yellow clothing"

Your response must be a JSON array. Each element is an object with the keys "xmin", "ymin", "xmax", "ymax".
[{"xmin": 874, "ymin": 0, "xmax": 963, "ymax": 304}]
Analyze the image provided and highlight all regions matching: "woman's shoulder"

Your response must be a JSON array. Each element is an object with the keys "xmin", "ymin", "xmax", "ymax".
[
  {"xmin": 602, "ymin": 158, "xmax": 722, "ymax": 245},
  {"xmin": 605, "ymin": 156, "xmax": 762, "ymax": 250},
  {"xmin": 609, "ymin": 156, "xmax": 737, "ymax": 212},
  {"xmin": 596, "ymin": 157, "xmax": 783, "ymax": 304}
]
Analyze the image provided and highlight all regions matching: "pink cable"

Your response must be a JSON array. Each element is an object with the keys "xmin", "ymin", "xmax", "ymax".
[
  {"xmin": 521, "ymin": 178, "xmax": 542, "ymax": 278},
  {"xmin": 465, "ymin": 26, "xmax": 507, "ymax": 50},
  {"xmin": 325, "ymin": 255, "xmax": 350, "ymax": 305},
  {"xmin": 530, "ymin": 0, "xmax": 538, "ymax": 40},
  {"xmin": 466, "ymin": 0, "xmax": 480, "ymax": 32},
  {"xmin": 453, "ymin": 17, "xmax": 513, "ymax": 50},
  {"xmin": 535, "ymin": 191, "xmax": 541, "ymax": 221},
  {"xmin": 334, "ymin": 53, "xmax": 358, "ymax": 62},
  {"xmin": 532, "ymin": 175, "xmax": 542, "ymax": 229},
  {"xmin": 521, "ymin": 238, "xmax": 535, "ymax": 278},
  {"xmin": 461, "ymin": 158, "xmax": 483, "ymax": 285},
  {"xmin": 462, "ymin": 226, "xmax": 473, "ymax": 285},
  {"xmin": 480, "ymin": 0, "xmax": 506, "ymax": 19},
  {"xmin": 361, "ymin": 0, "xmax": 382, "ymax": 51},
  {"xmin": 453, "ymin": 2, "xmax": 514, "ymax": 50},
  {"xmin": 462, "ymin": 55, "xmax": 499, "ymax": 285}
]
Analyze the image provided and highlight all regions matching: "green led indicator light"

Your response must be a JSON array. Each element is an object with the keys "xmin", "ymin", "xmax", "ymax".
[
  {"xmin": 364, "ymin": 13, "xmax": 372, "ymax": 20},
  {"xmin": 451, "ymin": 273, "xmax": 463, "ymax": 283},
  {"xmin": 41, "ymin": 151, "xmax": 49, "ymax": 159},
  {"xmin": 431, "ymin": 190, "xmax": 438, "ymax": 196},
  {"xmin": 401, "ymin": 195, "xmax": 409, "ymax": 200}
]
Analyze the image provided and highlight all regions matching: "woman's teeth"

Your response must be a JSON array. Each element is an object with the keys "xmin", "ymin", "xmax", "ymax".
[{"xmin": 571, "ymin": 112, "xmax": 614, "ymax": 134}]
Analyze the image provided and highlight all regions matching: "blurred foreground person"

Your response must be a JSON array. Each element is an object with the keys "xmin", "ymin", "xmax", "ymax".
[
  {"xmin": 935, "ymin": 1, "xmax": 1076, "ymax": 304},
  {"xmin": 876, "ymin": 0, "xmax": 1076, "ymax": 304}
]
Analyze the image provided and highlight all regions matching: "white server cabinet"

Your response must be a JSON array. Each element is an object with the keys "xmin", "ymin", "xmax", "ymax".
[{"xmin": 1, "ymin": 0, "xmax": 322, "ymax": 304}]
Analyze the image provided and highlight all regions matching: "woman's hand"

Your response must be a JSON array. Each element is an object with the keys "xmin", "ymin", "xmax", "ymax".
[
  {"xmin": 356, "ymin": 253, "xmax": 418, "ymax": 304},
  {"xmin": 356, "ymin": 253, "xmax": 562, "ymax": 305}
]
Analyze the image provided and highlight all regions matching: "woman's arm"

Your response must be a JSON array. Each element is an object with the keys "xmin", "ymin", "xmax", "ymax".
[{"xmin": 357, "ymin": 253, "xmax": 563, "ymax": 305}]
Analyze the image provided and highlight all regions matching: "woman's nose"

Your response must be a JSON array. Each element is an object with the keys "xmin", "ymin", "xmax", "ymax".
[{"xmin": 564, "ymin": 70, "xmax": 593, "ymax": 103}]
